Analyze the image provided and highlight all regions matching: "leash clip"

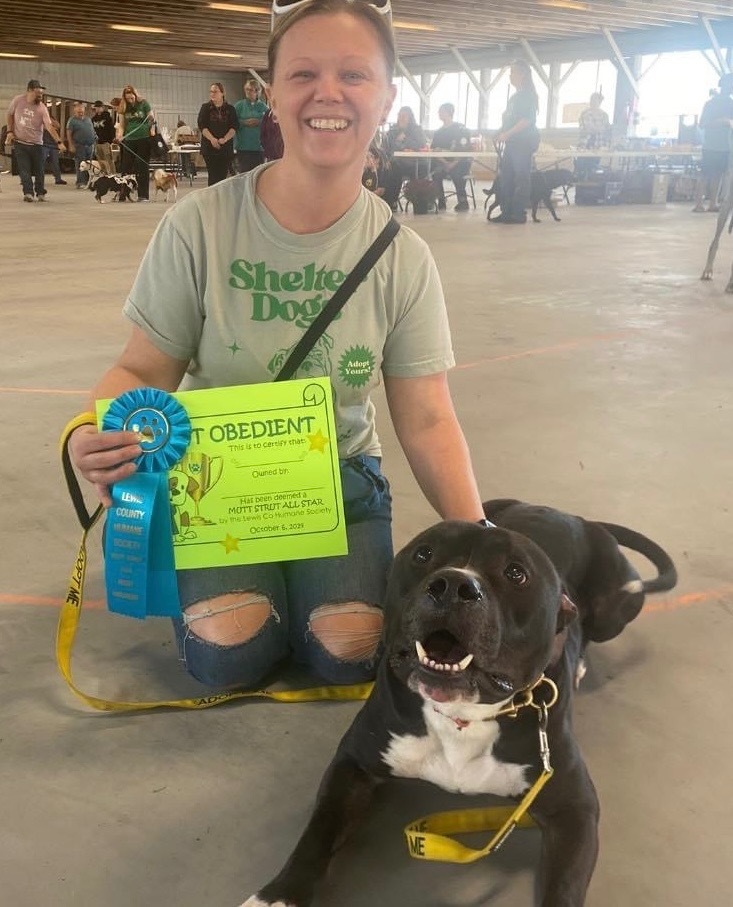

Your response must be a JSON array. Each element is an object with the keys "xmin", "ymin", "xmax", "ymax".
[
  {"xmin": 501, "ymin": 674, "xmax": 559, "ymax": 719},
  {"xmin": 537, "ymin": 702, "xmax": 551, "ymax": 773}
]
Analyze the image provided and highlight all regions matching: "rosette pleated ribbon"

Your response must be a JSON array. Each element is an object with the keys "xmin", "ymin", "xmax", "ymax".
[{"xmin": 101, "ymin": 388, "xmax": 191, "ymax": 618}]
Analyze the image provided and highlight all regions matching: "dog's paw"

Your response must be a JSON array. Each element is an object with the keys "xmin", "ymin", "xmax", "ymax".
[
  {"xmin": 239, "ymin": 897, "xmax": 296, "ymax": 907},
  {"xmin": 701, "ymin": 268, "xmax": 713, "ymax": 281}
]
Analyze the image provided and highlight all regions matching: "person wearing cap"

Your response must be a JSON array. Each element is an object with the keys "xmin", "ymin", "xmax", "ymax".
[
  {"xmin": 5, "ymin": 79, "xmax": 66, "ymax": 202},
  {"xmin": 91, "ymin": 100, "xmax": 116, "ymax": 175},
  {"xmin": 693, "ymin": 72, "xmax": 733, "ymax": 213}
]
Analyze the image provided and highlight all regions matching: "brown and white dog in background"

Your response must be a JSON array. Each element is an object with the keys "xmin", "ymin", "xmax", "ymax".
[{"xmin": 153, "ymin": 168, "xmax": 177, "ymax": 202}]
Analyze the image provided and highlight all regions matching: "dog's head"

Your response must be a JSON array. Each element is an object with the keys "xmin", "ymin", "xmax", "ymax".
[
  {"xmin": 384, "ymin": 522, "xmax": 576, "ymax": 708},
  {"xmin": 79, "ymin": 160, "xmax": 102, "ymax": 174}
]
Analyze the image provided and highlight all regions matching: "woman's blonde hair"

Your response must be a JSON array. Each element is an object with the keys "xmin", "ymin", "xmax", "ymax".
[
  {"xmin": 268, "ymin": 0, "xmax": 395, "ymax": 81},
  {"xmin": 118, "ymin": 85, "xmax": 142, "ymax": 114}
]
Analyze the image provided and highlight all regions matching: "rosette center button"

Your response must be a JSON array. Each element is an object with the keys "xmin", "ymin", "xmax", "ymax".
[{"xmin": 124, "ymin": 407, "xmax": 170, "ymax": 454}]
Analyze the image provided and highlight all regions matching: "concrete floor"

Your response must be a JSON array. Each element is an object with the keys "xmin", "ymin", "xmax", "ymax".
[{"xmin": 1, "ymin": 177, "xmax": 731, "ymax": 906}]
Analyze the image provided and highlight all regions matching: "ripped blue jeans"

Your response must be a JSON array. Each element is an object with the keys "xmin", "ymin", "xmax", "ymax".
[{"xmin": 172, "ymin": 455, "xmax": 392, "ymax": 689}]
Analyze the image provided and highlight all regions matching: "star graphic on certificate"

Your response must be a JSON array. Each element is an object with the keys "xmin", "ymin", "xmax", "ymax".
[
  {"xmin": 227, "ymin": 340, "xmax": 242, "ymax": 355},
  {"xmin": 307, "ymin": 429, "xmax": 329, "ymax": 453},
  {"xmin": 220, "ymin": 533, "xmax": 240, "ymax": 553}
]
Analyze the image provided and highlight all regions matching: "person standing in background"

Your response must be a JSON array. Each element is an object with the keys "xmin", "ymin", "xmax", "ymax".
[
  {"xmin": 197, "ymin": 82, "xmax": 238, "ymax": 186},
  {"xmin": 91, "ymin": 101, "xmax": 116, "ymax": 174},
  {"xmin": 234, "ymin": 79, "xmax": 268, "ymax": 174},
  {"xmin": 66, "ymin": 101, "xmax": 96, "ymax": 188},
  {"xmin": 693, "ymin": 72, "xmax": 733, "ymax": 213},
  {"xmin": 6, "ymin": 79, "xmax": 66, "ymax": 202},
  {"xmin": 116, "ymin": 85, "xmax": 154, "ymax": 202},
  {"xmin": 493, "ymin": 60, "xmax": 541, "ymax": 224},
  {"xmin": 42, "ymin": 117, "xmax": 67, "ymax": 185}
]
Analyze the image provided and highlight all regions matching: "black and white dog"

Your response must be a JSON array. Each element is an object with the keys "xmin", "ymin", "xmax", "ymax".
[
  {"xmin": 92, "ymin": 173, "xmax": 137, "ymax": 203},
  {"xmin": 241, "ymin": 500, "xmax": 676, "ymax": 907},
  {"xmin": 485, "ymin": 168, "xmax": 575, "ymax": 223}
]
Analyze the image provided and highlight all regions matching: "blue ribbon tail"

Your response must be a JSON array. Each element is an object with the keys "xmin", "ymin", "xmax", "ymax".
[
  {"xmin": 102, "ymin": 387, "xmax": 192, "ymax": 620},
  {"xmin": 104, "ymin": 473, "xmax": 180, "ymax": 619}
]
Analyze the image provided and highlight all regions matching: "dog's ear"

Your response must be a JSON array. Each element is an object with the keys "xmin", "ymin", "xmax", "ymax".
[
  {"xmin": 548, "ymin": 593, "xmax": 578, "ymax": 665},
  {"xmin": 556, "ymin": 592, "xmax": 578, "ymax": 632}
]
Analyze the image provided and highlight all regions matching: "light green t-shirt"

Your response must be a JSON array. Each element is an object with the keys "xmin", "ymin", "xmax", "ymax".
[{"xmin": 123, "ymin": 164, "xmax": 454, "ymax": 459}]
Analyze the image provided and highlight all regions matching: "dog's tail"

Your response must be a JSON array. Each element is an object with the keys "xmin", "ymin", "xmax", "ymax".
[{"xmin": 598, "ymin": 522, "xmax": 678, "ymax": 594}]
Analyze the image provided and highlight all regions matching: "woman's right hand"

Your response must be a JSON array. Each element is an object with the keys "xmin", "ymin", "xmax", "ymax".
[{"xmin": 68, "ymin": 425, "xmax": 142, "ymax": 508}]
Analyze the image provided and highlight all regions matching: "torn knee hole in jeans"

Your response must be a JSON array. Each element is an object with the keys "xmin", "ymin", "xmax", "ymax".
[
  {"xmin": 308, "ymin": 602, "xmax": 383, "ymax": 662},
  {"xmin": 183, "ymin": 590, "xmax": 278, "ymax": 646}
]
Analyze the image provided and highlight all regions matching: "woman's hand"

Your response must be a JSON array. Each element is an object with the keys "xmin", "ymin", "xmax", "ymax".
[
  {"xmin": 210, "ymin": 136, "xmax": 221, "ymax": 150},
  {"xmin": 68, "ymin": 425, "xmax": 142, "ymax": 508}
]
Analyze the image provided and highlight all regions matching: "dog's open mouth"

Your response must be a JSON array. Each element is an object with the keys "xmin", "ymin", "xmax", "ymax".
[
  {"xmin": 415, "ymin": 630, "xmax": 473, "ymax": 673},
  {"xmin": 414, "ymin": 630, "xmax": 515, "ymax": 699}
]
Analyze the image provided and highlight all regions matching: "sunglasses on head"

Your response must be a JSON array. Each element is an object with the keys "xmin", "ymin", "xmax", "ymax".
[{"xmin": 271, "ymin": 0, "xmax": 392, "ymax": 30}]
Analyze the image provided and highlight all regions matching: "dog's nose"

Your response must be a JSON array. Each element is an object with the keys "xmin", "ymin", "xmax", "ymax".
[{"xmin": 426, "ymin": 569, "xmax": 483, "ymax": 607}]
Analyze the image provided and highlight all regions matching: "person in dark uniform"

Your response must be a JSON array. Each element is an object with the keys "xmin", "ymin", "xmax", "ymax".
[
  {"xmin": 381, "ymin": 106, "xmax": 427, "ymax": 209},
  {"xmin": 430, "ymin": 103, "xmax": 473, "ymax": 211},
  {"xmin": 693, "ymin": 72, "xmax": 733, "ymax": 213},
  {"xmin": 197, "ymin": 82, "xmax": 238, "ymax": 186},
  {"xmin": 493, "ymin": 60, "xmax": 540, "ymax": 224}
]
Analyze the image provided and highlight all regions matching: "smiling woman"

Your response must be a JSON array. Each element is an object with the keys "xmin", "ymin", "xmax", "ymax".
[{"xmin": 66, "ymin": 0, "xmax": 486, "ymax": 698}]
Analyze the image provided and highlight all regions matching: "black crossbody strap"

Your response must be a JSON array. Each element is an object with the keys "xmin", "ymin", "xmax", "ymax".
[{"xmin": 275, "ymin": 216, "xmax": 400, "ymax": 382}]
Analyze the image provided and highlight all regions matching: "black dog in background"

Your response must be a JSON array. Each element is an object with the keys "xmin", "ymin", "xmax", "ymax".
[{"xmin": 485, "ymin": 167, "xmax": 575, "ymax": 223}]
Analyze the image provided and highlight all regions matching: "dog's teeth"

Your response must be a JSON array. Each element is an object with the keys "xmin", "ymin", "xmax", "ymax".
[
  {"xmin": 451, "ymin": 664, "xmax": 460, "ymax": 673},
  {"xmin": 415, "ymin": 640, "xmax": 427, "ymax": 661},
  {"xmin": 457, "ymin": 653, "xmax": 474, "ymax": 670}
]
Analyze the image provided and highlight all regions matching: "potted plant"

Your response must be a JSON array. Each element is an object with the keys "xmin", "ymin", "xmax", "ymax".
[{"xmin": 403, "ymin": 177, "xmax": 438, "ymax": 214}]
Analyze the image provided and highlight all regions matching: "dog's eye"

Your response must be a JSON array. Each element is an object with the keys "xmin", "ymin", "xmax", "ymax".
[
  {"xmin": 504, "ymin": 563, "xmax": 528, "ymax": 585},
  {"xmin": 412, "ymin": 545, "xmax": 433, "ymax": 565}
]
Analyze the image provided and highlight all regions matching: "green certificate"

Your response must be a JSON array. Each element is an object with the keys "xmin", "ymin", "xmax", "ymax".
[{"xmin": 98, "ymin": 378, "xmax": 347, "ymax": 570}]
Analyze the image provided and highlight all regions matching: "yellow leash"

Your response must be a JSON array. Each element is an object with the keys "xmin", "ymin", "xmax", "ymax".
[{"xmin": 57, "ymin": 413, "xmax": 373, "ymax": 712}]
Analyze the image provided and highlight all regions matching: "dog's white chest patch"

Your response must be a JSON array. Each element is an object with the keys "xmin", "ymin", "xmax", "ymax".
[{"xmin": 382, "ymin": 703, "xmax": 530, "ymax": 797}]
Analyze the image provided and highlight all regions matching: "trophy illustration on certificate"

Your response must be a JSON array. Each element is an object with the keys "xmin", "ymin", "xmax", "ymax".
[{"xmin": 178, "ymin": 451, "xmax": 223, "ymax": 526}]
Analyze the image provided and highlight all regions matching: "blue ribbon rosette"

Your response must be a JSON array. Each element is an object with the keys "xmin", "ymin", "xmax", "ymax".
[{"xmin": 102, "ymin": 388, "xmax": 191, "ymax": 619}]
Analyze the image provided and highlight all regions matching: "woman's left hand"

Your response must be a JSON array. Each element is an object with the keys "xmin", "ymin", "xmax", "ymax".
[{"xmin": 210, "ymin": 136, "xmax": 221, "ymax": 150}]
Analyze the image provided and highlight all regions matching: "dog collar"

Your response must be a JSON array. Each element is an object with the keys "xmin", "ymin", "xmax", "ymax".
[{"xmin": 435, "ymin": 674, "xmax": 558, "ymax": 730}]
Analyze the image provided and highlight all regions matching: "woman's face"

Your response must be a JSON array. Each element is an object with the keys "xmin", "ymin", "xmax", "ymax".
[
  {"xmin": 397, "ymin": 108, "xmax": 410, "ymax": 128},
  {"xmin": 124, "ymin": 91, "xmax": 136, "ymax": 104},
  {"xmin": 210, "ymin": 84, "xmax": 224, "ymax": 104},
  {"xmin": 509, "ymin": 65, "xmax": 525, "ymax": 89},
  {"xmin": 267, "ymin": 12, "xmax": 396, "ymax": 174}
]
